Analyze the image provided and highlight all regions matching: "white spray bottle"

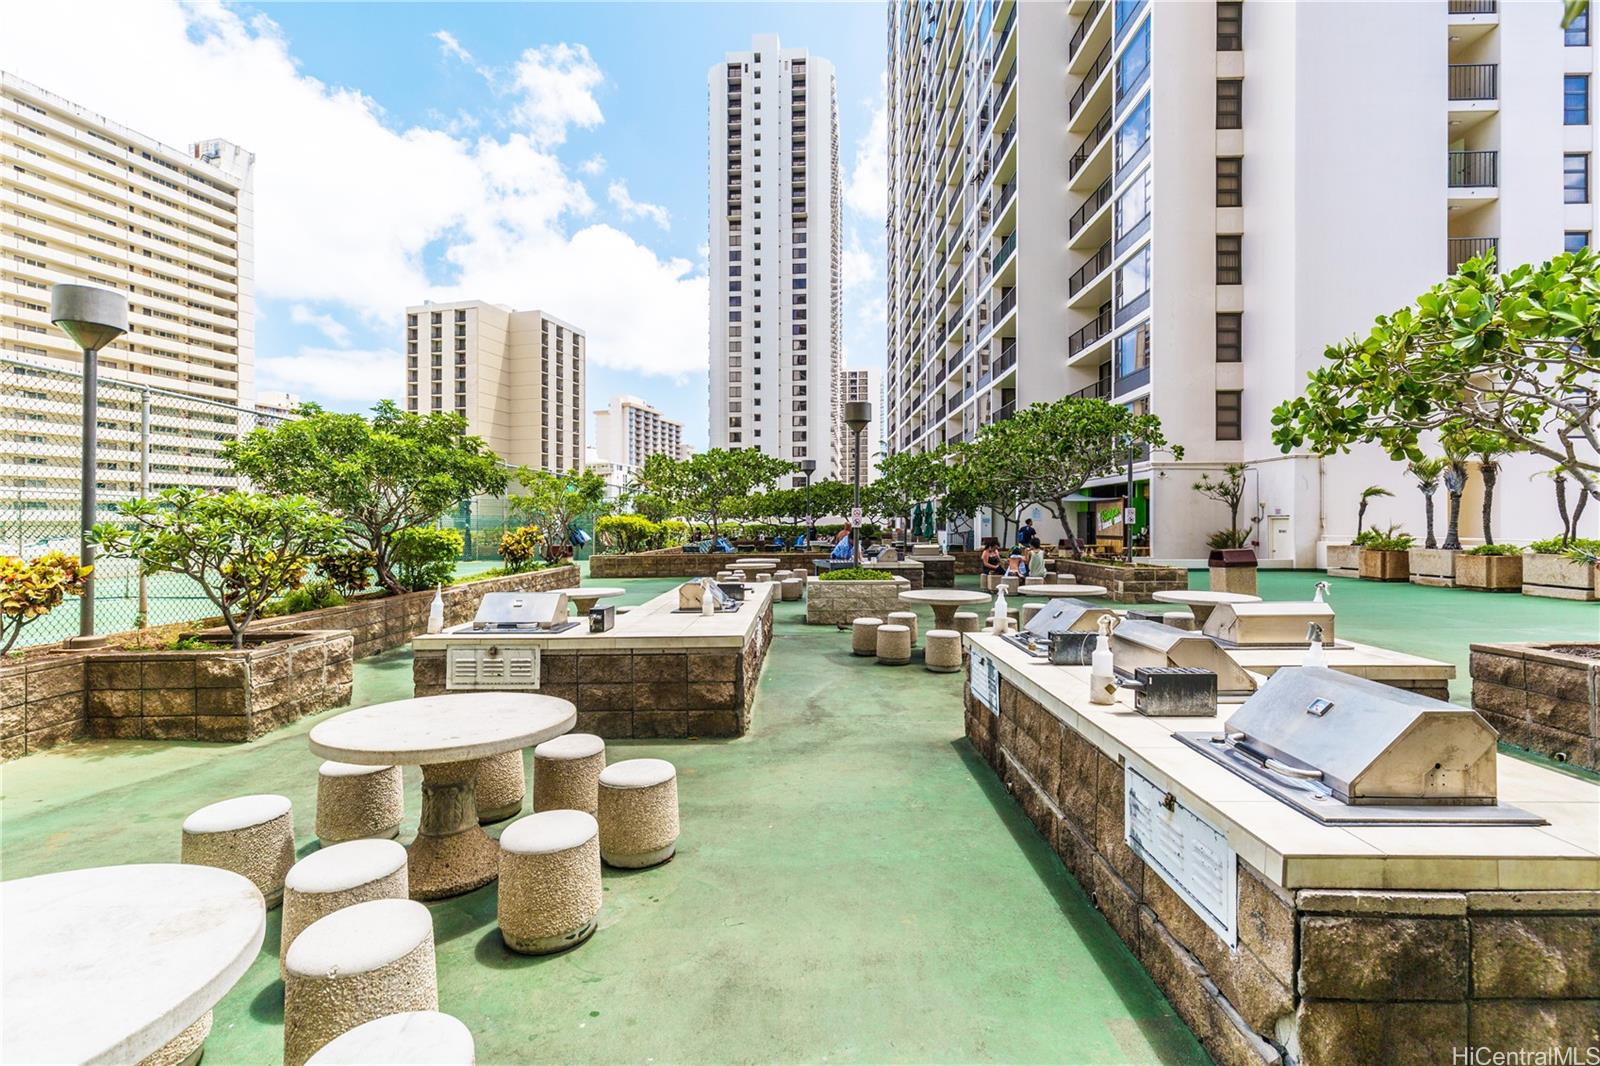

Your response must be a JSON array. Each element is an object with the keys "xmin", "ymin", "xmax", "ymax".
[
  {"xmin": 1090, "ymin": 614, "xmax": 1116, "ymax": 705},
  {"xmin": 1302, "ymin": 622, "xmax": 1327, "ymax": 668},
  {"xmin": 701, "ymin": 578, "xmax": 715, "ymax": 616},
  {"xmin": 1313, "ymin": 580, "xmax": 1329, "ymax": 604},
  {"xmin": 991, "ymin": 585, "xmax": 1009, "ymax": 634},
  {"xmin": 427, "ymin": 585, "xmax": 445, "ymax": 634}
]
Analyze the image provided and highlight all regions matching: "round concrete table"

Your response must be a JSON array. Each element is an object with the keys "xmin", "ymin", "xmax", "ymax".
[
  {"xmin": 2, "ymin": 863, "xmax": 265, "ymax": 1065},
  {"xmin": 309, "ymin": 693, "xmax": 576, "ymax": 900},
  {"xmin": 1151, "ymin": 589, "xmax": 1262, "ymax": 625},
  {"xmin": 1017, "ymin": 583, "xmax": 1109, "ymax": 598},
  {"xmin": 896, "ymin": 588, "xmax": 992, "ymax": 629},
  {"xmin": 567, "ymin": 586, "xmax": 627, "ymax": 616},
  {"xmin": 734, "ymin": 557, "xmax": 780, "ymax": 567}
]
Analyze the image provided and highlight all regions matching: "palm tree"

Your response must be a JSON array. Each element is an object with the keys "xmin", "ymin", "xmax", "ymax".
[
  {"xmin": 1407, "ymin": 458, "xmax": 1447, "ymax": 549},
  {"xmin": 1475, "ymin": 443, "xmax": 1508, "ymax": 546},
  {"xmin": 1357, "ymin": 485, "xmax": 1392, "ymax": 536},
  {"xmin": 1441, "ymin": 450, "xmax": 1469, "ymax": 551}
]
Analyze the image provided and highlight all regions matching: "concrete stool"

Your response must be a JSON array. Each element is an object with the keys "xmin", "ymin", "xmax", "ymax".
[
  {"xmin": 924, "ymin": 629, "xmax": 963, "ymax": 673},
  {"xmin": 852, "ymin": 616, "xmax": 884, "ymax": 656},
  {"xmin": 1163, "ymin": 611, "xmax": 1197, "ymax": 631},
  {"xmin": 533, "ymin": 732, "xmax": 606, "ymax": 814},
  {"xmin": 886, "ymin": 610, "xmax": 918, "ymax": 644},
  {"xmin": 715, "ymin": 570, "xmax": 732, "ymax": 581},
  {"xmin": 281, "ymin": 839, "xmax": 409, "ymax": 970},
  {"xmin": 181, "ymin": 794, "xmax": 295, "ymax": 908},
  {"xmin": 756, "ymin": 572, "xmax": 771, "ymax": 583},
  {"xmin": 953, "ymin": 611, "xmax": 980, "ymax": 634},
  {"xmin": 1021, "ymin": 603, "xmax": 1043, "ymax": 628},
  {"xmin": 498, "ymin": 810, "xmax": 603, "ymax": 954},
  {"xmin": 1001, "ymin": 576, "xmax": 1021, "ymax": 595},
  {"xmin": 781, "ymin": 577, "xmax": 803, "ymax": 601},
  {"xmin": 283, "ymin": 898, "xmax": 438, "ymax": 1066},
  {"xmin": 474, "ymin": 750, "xmax": 525, "ymax": 824},
  {"xmin": 1024, "ymin": 573, "xmax": 1044, "ymax": 586},
  {"xmin": 597, "ymin": 758, "xmax": 679, "ymax": 869},
  {"xmin": 316, "ymin": 762, "xmax": 403, "ymax": 844},
  {"xmin": 875, "ymin": 624, "xmax": 912, "ymax": 665},
  {"xmin": 142, "ymin": 1010, "xmax": 212, "ymax": 1066},
  {"xmin": 731, "ymin": 570, "xmax": 747, "ymax": 581},
  {"xmin": 306, "ymin": 1011, "xmax": 474, "ymax": 1065}
]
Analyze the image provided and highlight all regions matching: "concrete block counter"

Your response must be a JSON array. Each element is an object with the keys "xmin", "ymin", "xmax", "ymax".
[{"xmin": 961, "ymin": 632, "xmax": 1599, "ymax": 1066}]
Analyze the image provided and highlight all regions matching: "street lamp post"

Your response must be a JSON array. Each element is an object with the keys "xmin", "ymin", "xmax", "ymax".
[
  {"xmin": 1124, "ymin": 435, "xmax": 1137, "ymax": 562},
  {"xmin": 844, "ymin": 401, "xmax": 872, "ymax": 567},
  {"xmin": 50, "ymin": 284, "xmax": 129, "ymax": 646},
  {"xmin": 800, "ymin": 458, "xmax": 816, "ymax": 543}
]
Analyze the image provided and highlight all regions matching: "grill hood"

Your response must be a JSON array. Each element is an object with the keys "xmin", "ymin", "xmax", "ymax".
[{"xmin": 1110, "ymin": 619, "xmax": 1258, "ymax": 697}]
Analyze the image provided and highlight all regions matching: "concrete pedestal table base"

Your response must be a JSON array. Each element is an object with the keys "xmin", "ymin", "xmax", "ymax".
[
  {"xmin": 413, "ymin": 759, "xmax": 508, "ymax": 899},
  {"xmin": 896, "ymin": 589, "xmax": 991, "ymax": 631}
]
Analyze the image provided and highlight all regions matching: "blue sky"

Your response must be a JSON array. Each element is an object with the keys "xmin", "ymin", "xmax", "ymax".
[{"xmin": 4, "ymin": 1, "xmax": 890, "ymax": 451}]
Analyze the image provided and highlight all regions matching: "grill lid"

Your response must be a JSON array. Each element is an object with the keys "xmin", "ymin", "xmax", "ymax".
[
  {"xmin": 471, "ymin": 592, "xmax": 570, "ymax": 630},
  {"xmin": 1109, "ymin": 619, "xmax": 1258, "ymax": 697},
  {"xmin": 1022, "ymin": 598, "xmax": 1118, "ymax": 638},
  {"xmin": 1202, "ymin": 602, "xmax": 1337, "ymax": 647}
]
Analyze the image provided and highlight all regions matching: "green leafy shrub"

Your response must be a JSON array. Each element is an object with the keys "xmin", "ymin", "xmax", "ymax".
[
  {"xmin": 2, "ymin": 551, "xmax": 91, "ymax": 656},
  {"xmin": 260, "ymin": 577, "xmax": 346, "ymax": 618},
  {"xmin": 1527, "ymin": 536, "xmax": 1600, "ymax": 557},
  {"xmin": 390, "ymin": 526, "xmax": 464, "ymax": 592},
  {"xmin": 1206, "ymin": 528, "xmax": 1250, "ymax": 550},
  {"xmin": 595, "ymin": 514, "xmax": 659, "ymax": 554},
  {"xmin": 817, "ymin": 567, "xmax": 894, "ymax": 582},
  {"xmin": 1361, "ymin": 525, "xmax": 1415, "ymax": 552},
  {"xmin": 168, "ymin": 635, "xmax": 227, "ymax": 651},
  {"xmin": 660, "ymin": 519, "xmax": 689, "ymax": 546},
  {"xmin": 498, "ymin": 525, "xmax": 544, "ymax": 572},
  {"xmin": 1464, "ymin": 543, "xmax": 1522, "ymax": 556},
  {"xmin": 315, "ymin": 548, "xmax": 375, "ymax": 596}
]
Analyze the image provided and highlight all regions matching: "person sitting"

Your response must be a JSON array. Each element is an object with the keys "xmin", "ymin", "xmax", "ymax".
[
  {"xmin": 1006, "ymin": 550, "xmax": 1028, "ymax": 578},
  {"xmin": 979, "ymin": 544, "xmax": 1005, "ymax": 575},
  {"xmin": 830, "ymin": 532, "xmax": 854, "ymax": 562}
]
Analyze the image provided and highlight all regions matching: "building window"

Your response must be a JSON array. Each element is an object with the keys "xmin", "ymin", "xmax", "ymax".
[
  {"xmin": 1114, "ymin": 0, "xmax": 1147, "ymax": 34},
  {"xmin": 1216, "ymin": 390, "xmax": 1242, "ymax": 440},
  {"xmin": 1565, "ymin": 154, "xmax": 1589, "ymax": 203},
  {"xmin": 1566, "ymin": 231, "xmax": 1590, "ymax": 252},
  {"xmin": 1115, "ymin": 169, "xmax": 1152, "ymax": 238},
  {"xmin": 1117, "ymin": 21, "xmax": 1151, "ymax": 102},
  {"xmin": 1217, "ymin": 1, "xmax": 1242, "ymax": 50},
  {"xmin": 1216, "ymin": 313, "xmax": 1242, "ymax": 362},
  {"xmin": 1116, "ymin": 245, "xmax": 1152, "ymax": 308},
  {"xmin": 1115, "ymin": 95, "xmax": 1151, "ymax": 170},
  {"xmin": 1115, "ymin": 322, "xmax": 1150, "ymax": 379},
  {"xmin": 1216, "ymin": 235, "xmax": 1242, "ymax": 284},
  {"xmin": 1566, "ymin": 75, "xmax": 1589, "ymax": 125},
  {"xmin": 1567, "ymin": 7, "xmax": 1589, "ymax": 45},
  {"xmin": 1217, "ymin": 79, "xmax": 1243, "ymax": 129},
  {"xmin": 1216, "ymin": 157, "xmax": 1242, "ymax": 207}
]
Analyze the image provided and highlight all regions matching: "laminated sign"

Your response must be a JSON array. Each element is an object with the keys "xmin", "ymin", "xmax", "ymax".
[{"xmin": 1124, "ymin": 763, "xmax": 1237, "ymax": 945}]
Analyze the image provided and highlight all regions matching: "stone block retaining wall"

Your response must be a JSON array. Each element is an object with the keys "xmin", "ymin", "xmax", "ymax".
[
  {"xmin": 1063, "ymin": 560, "xmax": 1188, "ymax": 603},
  {"xmin": 965, "ymin": 670, "xmax": 1599, "ymax": 1066},
  {"xmin": 1471, "ymin": 642, "xmax": 1599, "ymax": 770},
  {"xmin": 414, "ymin": 597, "xmax": 773, "ymax": 739},
  {"xmin": 805, "ymin": 576, "xmax": 912, "ymax": 625},
  {"xmin": 0, "ymin": 652, "xmax": 88, "ymax": 760}
]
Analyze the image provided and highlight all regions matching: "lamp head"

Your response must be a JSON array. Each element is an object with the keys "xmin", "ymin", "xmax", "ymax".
[
  {"xmin": 51, "ymin": 284, "xmax": 128, "ymax": 352},
  {"xmin": 844, "ymin": 401, "xmax": 872, "ymax": 434},
  {"xmin": 800, "ymin": 459, "xmax": 817, "ymax": 474}
]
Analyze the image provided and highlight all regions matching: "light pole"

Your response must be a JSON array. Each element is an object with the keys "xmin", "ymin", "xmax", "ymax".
[
  {"xmin": 844, "ymin": 401, "xmax": 872, "ymax": 566},
  {"xmin": 1123, "ymin": 435, "xmax": 1137, "ymax": 562},
  {"xmin": 800, "ymin": 458, "xmax": 816, "ymax": 543},
  {"xmin": 51, "ymin": 284, "xmax": 129, "ymax": 646}
]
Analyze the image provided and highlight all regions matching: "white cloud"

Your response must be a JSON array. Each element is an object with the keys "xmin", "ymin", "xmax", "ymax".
[
  {"xmin": 432, "ymin": 29, "xmax": 473, "ymax": 64},
  {"xmin": 845, "ymin": 72, "xmax": 888, "ymax": 220},
  {"xmin": 579, "ymin": 154, "xmax": 606, "ymax": 176},
  {"xmin": 289, "ymin": 305, "xmax": 351, "ymax": 347},
  {"xmin": 841, "ymin": 229, "xmax": 878, "ymax": 290},
  {"xmin": 0, "ymin": 3, "xmax": 707, "ymax": 380},
  {"xmin": 258, "ymin": 348, "xmax": 403, "ymax": 407},
  {"xmin": 607, "ymin": 179, "xmax": 671, "ymax": 229}
]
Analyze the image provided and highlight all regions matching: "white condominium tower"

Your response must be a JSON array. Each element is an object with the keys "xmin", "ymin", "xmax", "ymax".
[
  {"xmin": 885, "ymin": 1, "xmax": 1595, "ymax": 563},
  {"xmin": 593, "ymin": 394, "xmax": 688, "ymax": 475},
  {"xmin": 403, "ymin": 300, "xmax": 585, "ymax": 473},
  {"xmin": 708, "ymin": 34, "xmax": 844, "ymax": 486},
  {"xmin": 842, "ymin": 367, "xmax": 879, "ymax": 484}
]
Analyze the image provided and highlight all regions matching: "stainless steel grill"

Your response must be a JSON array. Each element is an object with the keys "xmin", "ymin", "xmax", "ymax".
[
  {"xmin": 1177, "ymin": 666, "xmax": 1544, "ymax": 826},
  {"xmin": 1202, "ymin": 602, "xmax": 1339, "ymax": 647},
  {"xmin": 1005, "ymin": 598, "xmax": 1118, "ymax": 661},
  {"xmin": 469, "ymin": 592, "xmax": 576, "ymax": 633},
  {"xmin": 1110, "ymin": 619, "xmax": 1258, "ymax": 697}
]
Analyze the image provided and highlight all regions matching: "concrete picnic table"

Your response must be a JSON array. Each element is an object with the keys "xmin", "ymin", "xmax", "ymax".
[
  {"xmin": 567, "ymin": 586, "xmax": 627, "ymax": 615},
  {"xmin": 308, "ymin": 693, "xmax": 575, "ymax": 900},
  {"xmin": 1016, "ymin": 583, "xmax": 1109, "ymax": 598},
  {"xmin": 1150, "ymin": 589, "xmax": 1262, "ymax": 625},
  {"xmin": 1, "ymin": 863, "xmax": 266, "ymax": 1066},
  {"xmin": 896, "ymin": 588, "xmax": 992, "ymax": 629}
]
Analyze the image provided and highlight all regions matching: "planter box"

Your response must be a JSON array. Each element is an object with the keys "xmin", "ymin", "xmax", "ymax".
[
  {"xmin": 1456, "ymin": 553, "xmax": 1523, "ymax": 592},
  {"xmin": 1325, "ymin": 544, "xmax": 1360, "ymax": 579},
  {"xmin": 1471, "ymin": 641, "xmax": 1600, "ymax": 770},
  {"xmin": 1357, "ymin": 549, "xmax": 1409, "ymax": 582},
  {"xmin": 0, "ymin": 651, "xmax": 90, "ymax": 760},
  {"xmin": 1065, "ymin": 559, "xmax": 1188, "ymax": 604},
  {"xmin": 1521, "ymin": 553, "xmax": 1600, "ymax": 601},
  {"xmin": 1407, "ymin": 547, "xmax": 1457, "ymax": 588},
  {"xmin": 864, "ymin": 560, "xmax": 925, "ymax": 590},
  {"xmin": 805, "ymin": 576, "xmax": 911, "ymax": 626}
]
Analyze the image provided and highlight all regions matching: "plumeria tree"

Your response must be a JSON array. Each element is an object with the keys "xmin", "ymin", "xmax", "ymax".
[
  {"xmin": 1, "ymin": 552, "xmax": 90, "ymax": 656},
  {"xmin": 508, "ymin": 466, "xmax": 610, "ymax": 560},
  {"xmin": 636, "ymin": 448, "xmax": 794, "ymax": 540}
]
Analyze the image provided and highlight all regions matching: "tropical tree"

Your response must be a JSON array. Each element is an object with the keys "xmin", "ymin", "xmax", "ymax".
[
  {"xmin": 226, "ymin": 401, "xmax": 506, "ymax": 595},
  {"xmin": 1543, "ymin": 466, "xmax": 1592, "ymax": 548},
  {"xmin": 90, "ymin": 489, "xmax": 344, "ymax": 649},
  {"xmin": 1406, "ymin": 457, "xmax": 1447, "ymax": 549},
  {"xmin": 508, "ymin": 466, "xmax": 609, "ymax": 559},
  {"xmin": 1, "ymin": 552, "xmax": 90, "ymax": 656},
  {"xmin": 1471, "ymin": 436, "xmax": 1513, "ymax": 546},
  {"xmin": 636, "ymin": 448, "xmax": 794, "ymax": 540},
  {"xmin": 1193, "ymin": 464, "xmax": 1250, "ymax": 549},
  {"xmin": 1271, "ymin": 249, "xmax": 1600, "ymax": 504},
  {"xmin": 1440, "ymin": 447, "xmax": 1470, "ymax": 551},
  {"xmin": 1356, "ymin": 485, "xmax": 1392, "ymax": 536}
]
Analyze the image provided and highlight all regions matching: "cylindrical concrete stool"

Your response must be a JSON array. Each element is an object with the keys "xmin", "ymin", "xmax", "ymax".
[
  {"xmin": 886, "ymin": 610, "xmax": 918, "ymax": 644},
  {"xmin": 924, "ymin": 629, "xmax": 963, "ymax": 673},
  {"xmin": 597, "ymin": 758, "xmax": 679, "ymax": 869},
  {"xmin": 283, "ymin": 898, "xmax": 438, "ymax": 1066},
  {"xmin": 281, "ymin": 839, "xmax": 409, "ymax": 969},
  {"xmin": 851, "ymin": 617, "xmax": 884, "ymax": 656},
  {"xmin": 756, "ymin": 571, "xmax": 771, "ymax": 583},
  {"xmin": 781, "ymin": 578, "xmax": 803, "ymax": 602},
  {"xmin": 1021, "ymin": 603, "xmax": 1043, "ymax": 628},
  {"xmin": 181, "ymin": 794, "xmax": 295, "ymax": 908},
  {"xmin": 498, "ymin": 810, "xmax": 602, "ymax": 954},
  {"xmin": 953, "ymin": 611, "xmax": 980, "ymax": 634},
  {"xmin": 1024, "ymin": 573, "xmax": 1044, "ymax": 586},
  {"xmin": 716, "ymin": 570, "xmax": 733, "ymax": 581},
  {"xmin": 140, "ymin": 1009, "xmax": 211, "ymax": 1066},
  {"xmin": 533, "ymin": 733, "xmax": 606, "ymax": 815},
  {"xmin": 306, "ymin": 1011, "xmax": 475, "ymax": 1065},
  {"xmin": 731, "ymin": 570, "xmax": 747, "ymax": 581},
  {"xmin": 316, "ymin": 762, "xmax": 403, "ymax": 844},
  {"xmin": 875, "ymin": 624, "xmax": 912, "ymax": 665},
  {"xmin": 1163, "ymin": 611, "xmax": 1197, "ymax": 632},
  {"xmin": 474, "ymin": 750, "xmax": 525, "ymax": 824}
]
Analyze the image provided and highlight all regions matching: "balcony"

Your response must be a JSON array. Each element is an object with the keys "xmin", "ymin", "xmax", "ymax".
[
  {"xmin": 994, "ymin": 231, "xmax": 1018, "ymax": 271},
  {"xmin": 991, "ymin": 286, "xmax": 1017, "ymax": 327},
  {"xmin": 1069, "ymin": 377, "xmax": 1110, "ymax": 401},
  {"xmin": 995, "ymin": 120, "xmax": 1018, "ymax": 166},
  {"xmin": 1068, "ymin": 0, "xmax": 1106, "ymax": 61},
  {"xmin": 993, "ymin": 399, "xmax": 1017, "ymax": 422},
  {"xmin": 1447, "ymin": 236, "xmax": 1498, "ymax": 273},
  {"xmin": 1068, "ymin": 108, "xmax": 1113, "ymax": 181},
  {"xmin": 1069, "ymin": 177, "xmax": 1113, "ymax": 238},
  {"xmin": 1067, "ymin": 307, "xmax": 1113, "ymax": 357},
  {"xmin": 1068, "ymin": 39, "xmax": 1112, "ymax": 122},
  {"xmin": 993, "ymin": 341, "xmax": 1018, "ymax": 376},
  {"xmin": 1068, "ymin": 240, "xmax": 1113, "ymax": 297},
  {"xmin": 1448, "ymin": 149, "xmax": 1498, "ymax": 188},
  {"xmin": 1448, "ymin": 63, "xmax": 1498, "ymax": 102}
]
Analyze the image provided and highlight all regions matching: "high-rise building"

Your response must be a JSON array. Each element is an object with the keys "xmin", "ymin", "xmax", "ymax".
[
  {"xmin": 593, "ymin": 394, "xmax": 688, "ymax": 475},
  {"xmin": 254, "ymin": 391, "xmax": 299, "ymax": 421},
  {"xmin": 708, "ymin": 34, "xmax": 844, "ymax": 487},
  {"xmin": 403, "ymin": 300, "xmax": 585, "ymax": 472},
  {"xmin": 884, "ymin": 0, "xmax": 1595, "ymax": 563},
  {"xmin": 841, "ymin": 368, "xmax": 879, "ymax": 484}
]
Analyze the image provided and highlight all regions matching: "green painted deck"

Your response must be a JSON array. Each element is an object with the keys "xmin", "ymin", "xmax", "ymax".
[{"xmin": 1, "ymin": 569, "xmax": 1594, "ymax": 1063}]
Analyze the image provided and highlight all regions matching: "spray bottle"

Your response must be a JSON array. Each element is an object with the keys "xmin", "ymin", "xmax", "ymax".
[
  {"xmin": 701, "ymin": 577, "xmax": 715, "ymax": 616},
  {"xmin": 1302, "ymin": 622, "xmax": 1326, "ymax": 668},
  {"xmin": 427, "ymin": 585, "xmax": 445, "ymax": 634},
  {"xmin": 1313, "ymin": 581, "xmax": 1330, "ymax": 604},
  {"xmin": 991, "ymin": 585, "xmax": 1009, "ymax": 634},
  {"xmin": 1089, "ymin": 614, "xmax": 1116, "ymax": 705}
]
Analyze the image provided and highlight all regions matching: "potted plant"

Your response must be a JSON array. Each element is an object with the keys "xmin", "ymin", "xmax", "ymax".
[
  {"xmin": 1457, "ymin": 543, "xmax": 1524, "ymax": 591},
  {"xmin": 1522, "ymin": 536, "xmax": 1600, "ymax": 600},
  {"xmin": 1357, "ymin": 525, "xmax": 1415, "ymax": 581},
  {"xmin": 1405, "ymin": 457, "xmax": 1457, "ymax": 586}
]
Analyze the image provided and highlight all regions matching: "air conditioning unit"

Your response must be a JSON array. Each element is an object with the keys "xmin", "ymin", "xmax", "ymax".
[{"xmin": 447, "ymin": 645, "xmax": 541, "ymax": 690}]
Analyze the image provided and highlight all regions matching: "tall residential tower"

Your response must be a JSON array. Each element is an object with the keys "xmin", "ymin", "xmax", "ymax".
[
  {"xmin": 708, "ymin": 35, "xmax": 844, "ymax": 486},
  {"xmin": 593, "ymin": 394, "xmax": 688, "ymax": 476}
]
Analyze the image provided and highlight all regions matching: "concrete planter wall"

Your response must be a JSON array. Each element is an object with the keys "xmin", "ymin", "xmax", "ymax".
[
  {"xmin": 1357, "ymin": 549, "xmax": 1409, "ymax": 582},
  {"xmin": 1471, "ymin": 641, "xmax": 1599, "ymax": 770},
  {"xmin": 1065, "ymin": 560, "xmax": 1188, "ymax": 604},
  {"xmin": 863, "ymin": 560, "xmax": 925, "ymax": 589},
  {"xmin": 1407, "ymin": 547, "xmax": 1457, "ymax": 587},
  {"xmin": 1455, "ymin": 553, "xmax": 1523, "ymax": 592},
  {"xmin": 0, "ymin": 652, "xmax": 88, "ymax": 760},
  {"xmin": 805, "ymin": 576, "xmax": 911, "ymax": 625},
  {"xmin": 1521, "ymin": 553, "xmax": 1600, "ymax": 601},
  {"xmin": 1325, "ymin": 544, "xmax": 1360, "ymax": 579}
]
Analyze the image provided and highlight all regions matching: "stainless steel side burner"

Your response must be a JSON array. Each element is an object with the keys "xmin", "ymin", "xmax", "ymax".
[
  {"xmin": 1176, "ymin": 666, "xmax": 1545, "ymax": 826},
  {"xmin": 469, "ymin": 592, "xmax": 579, "ymax": 634}
]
